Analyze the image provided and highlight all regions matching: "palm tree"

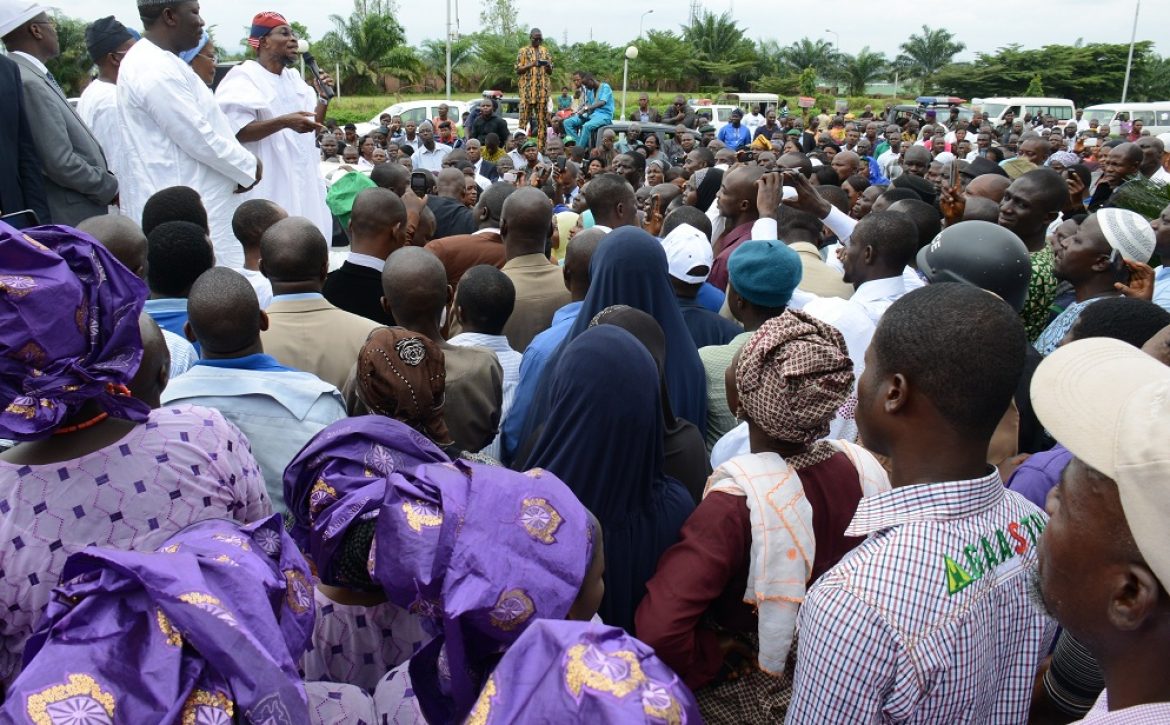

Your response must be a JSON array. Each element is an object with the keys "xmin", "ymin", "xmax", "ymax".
[
  {"xmin": 316, "ymin": 0, "xmax": 421, "ymax": 93},
  {"xmin": 681, "ymin": 11, "xmax": 757, "ymax": 88},
  {"xmin": 778, "ymin": 38, "xmax": 837, "ymax": 77},
  {"xmin": 418, "ymin": 37, "xmax": 480, "ymax": 91},
  {"xmin": 896, "ymin": 25, "xmax": 965, "ymax": 93},
  {"xmin": 839, "ymin": 47, "xmax": 888, "ymax": 96}
]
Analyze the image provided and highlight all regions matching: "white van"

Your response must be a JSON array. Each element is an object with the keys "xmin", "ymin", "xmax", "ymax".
[
  {"xmin": 719, "ymin": 92, "xmax": 780, "ymax": 114},
  {"xmin": 978, "ymin": 97, "xmax": 1076, "ymax": 128},
  {"xmin": 1082, "ymin": 102, "xmax": 1170, "ymax": 137}
]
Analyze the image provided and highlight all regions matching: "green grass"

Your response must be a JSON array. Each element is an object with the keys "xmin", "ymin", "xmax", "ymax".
[{"xmin": 324, "ymin": 93, "xmax": 922, "ymax": 125}]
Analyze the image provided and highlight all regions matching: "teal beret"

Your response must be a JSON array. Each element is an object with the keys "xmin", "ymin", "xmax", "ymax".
[{"xmin": 728, "ymin": 240, "xmax": 803, "ymax": 307}]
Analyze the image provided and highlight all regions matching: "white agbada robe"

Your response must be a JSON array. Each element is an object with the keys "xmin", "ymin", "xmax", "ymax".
[
  {"xmin": 77, "ymin": 79, "xmax": 123, "ymax": 179},
  {"xmin": 116, "ymin": 38, "xmax": 257, "ymax": 270},
  {"xmin": 215, "ymin": 60, "xmax": 331, "ymax": 238}
]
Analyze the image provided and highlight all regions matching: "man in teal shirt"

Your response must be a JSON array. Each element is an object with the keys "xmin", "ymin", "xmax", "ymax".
[{"xmin": 563, "ymin": 71, "xmax": 613, "ymax": 149}]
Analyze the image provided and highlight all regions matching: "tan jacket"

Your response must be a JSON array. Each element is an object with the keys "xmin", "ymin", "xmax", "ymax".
[
  {"xmin": 501, "ymin": 253, "xmax": 571, "ymax": 353},
  {"xmin": 260, "ymin": 295, "xmax": 382, "ymax": 391},
  {"xmin": 791, "ymin": 242, "xmax": 854, "ymax": 300}
]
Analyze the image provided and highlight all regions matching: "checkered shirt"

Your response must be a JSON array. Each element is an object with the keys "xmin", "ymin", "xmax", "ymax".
[
  {"xmin": 1075, "ymin": 693, "xmax": 1170, "ymax": 724},
  {"xmin": 787, "ymin": 470, "xmax": 1056, "ymax": 724}
]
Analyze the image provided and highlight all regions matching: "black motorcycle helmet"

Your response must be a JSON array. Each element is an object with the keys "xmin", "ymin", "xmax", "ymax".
[{"xmin": 916, "ymin": 220, "xmax": 1033, "ymax": 312}]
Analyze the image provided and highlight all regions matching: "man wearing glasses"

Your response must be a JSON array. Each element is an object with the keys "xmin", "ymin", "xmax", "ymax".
[
  {"xmin": 0, "ymin": 4, "xmax": 119, "ymax": 225},
  {"xmin": 77, "ymin": 16, "xmax": 138, "ymax": 211}
]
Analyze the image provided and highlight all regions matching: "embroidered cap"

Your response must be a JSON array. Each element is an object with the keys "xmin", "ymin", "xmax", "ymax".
[
  {"xmin": 1096, "ymin": 207, "xmax": 1156, "ymax": 263},
  {"xmin": 0, "ymin": 0, "xmax": 46, "ymax": 37},
  {"xmin": 660, "ymin": 223, "xmax": 712, "ymax": 284},
  {"xmin": 1031, "ymin": 337, "xmax": 1170, "ymax": 592}
]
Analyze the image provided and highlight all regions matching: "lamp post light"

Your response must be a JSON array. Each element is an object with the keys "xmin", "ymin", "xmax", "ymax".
[
  {"xmin": 825, "ymin": 28, "xmax": 840, "ymax": 96},
  {"xmin": 639, "ymin": 9, "xmax": 654, "ymax": 38},
  {"xmin": 622, "ymin": 45, "xmax": 638, "ymax": 120}
]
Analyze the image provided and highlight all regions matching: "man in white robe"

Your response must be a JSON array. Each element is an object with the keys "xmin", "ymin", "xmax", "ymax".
[
  {"xmin": 77, "ymin": 16, "xmax": 137, "ymax": 211},
  {"xmin": 215, "ymin": 11, "xmax": 331, "ymax": 239},
  {"xmin": 117, "ymin": 0, "xmax": 260, "ymax": 270}
]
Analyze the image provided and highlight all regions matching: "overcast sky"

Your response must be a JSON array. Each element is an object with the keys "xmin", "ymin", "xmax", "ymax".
[{"xmin": 56, "ymin": 0, "xmax": 1165, "ymax": 63}]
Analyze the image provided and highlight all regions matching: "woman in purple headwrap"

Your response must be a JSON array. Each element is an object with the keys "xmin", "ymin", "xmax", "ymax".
[
  {"xmin": 465, "ymin": 619, "xmax": 701, "ymax": 724},
  {"xmin": 370, "ymin": 461, "xmax": 605, "ymax": 724},
  {"xmin": 636, "ymin": 310, "xmax": 890, "ymax": 723},
  {"xmin": 2, "ymin": 515, "xmax": 376, "ymax": 724},
  {"xmin": 0, "ymin": 222, "xmax": 270, "ymax": 689}
]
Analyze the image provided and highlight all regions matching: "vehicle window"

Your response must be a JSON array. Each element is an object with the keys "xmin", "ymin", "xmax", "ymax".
[
  {"xmin": 401, "ymin": 108, "xmax": 427, "ymax": 124},
  {"xmin": 717, "ymin": 108, "xmax": 733, "ymax": 122},
  {"xmin": 1049, "ymin": 106, "xmax": 1073, "ymax": 120},
  {"xmin": 1134, "ymin": 110, "xmax": 1156, "ymax": 125},
  {"xmin": 1157, "ymin": 111, "xmax": 1170, "ymax": 124},
  {"xmin": 1085, "ymin": 107, "xmax": 1115, "ymax": 123},
  {"xmin": 982, "ymin": 103, "xmax": 1008, "ymax": 118}
]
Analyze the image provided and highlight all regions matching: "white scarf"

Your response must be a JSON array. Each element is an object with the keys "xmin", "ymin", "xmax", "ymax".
[{"xmin": 704, "ymin": 440, "xmax": 889, "ymax": 674}]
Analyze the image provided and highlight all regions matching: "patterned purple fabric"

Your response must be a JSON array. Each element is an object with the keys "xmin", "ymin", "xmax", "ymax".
[
  {"xmin": 282, "ymin": 415, "xmax": 449, "ymax": 585},
  {"xmin": 374, "ymin": 462, "xmax": 593, "ymax": 725},
  {"xmin": 2, "ymin": 515, "xmax": 313, "ymax": 724},
  {"xmin": 0, "ymin": 222, "xmax": 150, "ymax": 440},
  {"xmin": 465, "ymin": 619, "xmax": 701, "ymax": 724}
]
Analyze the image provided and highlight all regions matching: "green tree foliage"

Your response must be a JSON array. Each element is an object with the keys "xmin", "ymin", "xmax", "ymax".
[
  {"xmin": 418, "ymin": 36, "xmax": 480, "ymax": 90},
  {"xmin": 480, "ymin": 0, "xmax": 520, "ymax": 37},
  {"xmin": 897, "ymin": 25, "xmax": 965, "ymax": 93},
  {"xmin": 316, "ymin": 0, "xmax": 421, "ymax": 93},
  {"xmin": 797, "ymin": 67, "xmax": 817, "ymax": 97},
  {"xmin": 931, "ymin": 42, "xmax": 1158, "ymax": 106},
  {"xmin": 561, "ymin": 41, "xmax": 623, "ymax": 83},
  {"xmin": 472, "ymin": 30, "xmax": 528, "ymax": 91},
  {"xmin": 777, "ymin": 38, "xmax": 837, "ymax": 78},
  {"xmin": 1024, "ymin": 73, "xmax": 1044, "ymax": 96},
  {"xmin": 631, "ymin": 31, "xmax": 690, "ymax": 91},
  {"xmin": 839, "ymin": 47, "xmax": 888, "ymax": 96},
  {"xmin": 45, "ymin": 12, "xmax": 91, "ymax": 96},
  {"xmin": 681, "ymin": 11, "xmax": 757, "ymax": 89}
]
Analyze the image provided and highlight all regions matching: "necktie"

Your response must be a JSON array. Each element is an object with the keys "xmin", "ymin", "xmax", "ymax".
[{"xmin": 45, "ymin": 71, "xmax": 64, "ymax": 97}]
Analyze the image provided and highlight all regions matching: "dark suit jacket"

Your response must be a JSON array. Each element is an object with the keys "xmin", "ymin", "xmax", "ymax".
[
  {"xmin": 322, "ymin": 261, "xmax": 395, "ymax": 326},
  {"xmin": 476, "ymin": 159, "xmax": 499, "ymax": 182},
  {"xmin": 427, "ymin": 195, "xmax": 476, "ymax": 240},
  {"xmin": 11, "ymin": 54, "xmax": 117, "ymax": 225},
  {"xmin": 0, "ymin": 54, "xmax": 49, "ymax": 224},
  {"xmin": 628, "ymin": 108, "xmax": 663, "ymax": 123}
]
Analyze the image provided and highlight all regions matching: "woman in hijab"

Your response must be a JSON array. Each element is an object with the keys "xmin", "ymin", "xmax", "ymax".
[
  {"xmin": 592, "ymin": 305, "xmax": 710, "ymax": 502},
  {"xmin": 523, "ymin": 325, "xmax": 694, "ymax": 633},
  {"xmin": 0, "ymin": 223, "xmax": 269, "ymax": 689},
  {"xmin": 636, "ymin": 310, "xmax": 890, "ymax": 723}
]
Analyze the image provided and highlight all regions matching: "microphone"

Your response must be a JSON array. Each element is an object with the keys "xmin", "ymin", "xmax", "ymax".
[{"xmin": 302, "ymin": 50, "xmax": 334, "ymax": 101}]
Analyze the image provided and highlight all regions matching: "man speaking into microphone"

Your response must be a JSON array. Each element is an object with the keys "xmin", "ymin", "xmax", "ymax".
[{"xmin": 216, "ymin": 11, "xmax": 333, "ymax": 238}]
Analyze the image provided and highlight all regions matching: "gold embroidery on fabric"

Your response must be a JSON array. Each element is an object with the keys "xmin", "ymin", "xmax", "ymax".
[
  {"xmin": 211, "ymin": 533, "xmax": 252, "ymax": 551},
  {"xmin": 465, "ymin": 676, "xmax": 498, "ymax": 725},
  {"xmin": 489, "ymin": 589, "xmax": 535, "ymax": 631},
  {"xmin": 284, "ymin": 569, "xmax": 312, "ymax": 614},
  {"xmin": 157, "ymin": 608, "xmax": 182, "ymax": 647},
  {"xmin": 178, "ymin": 592, "xmax": 239, "ymax": 627},
  {"xmin": 180, "ymin": 689, "xmax": 234, "ymax": 725},
  {"xmin": 309, "ymin": 478, "xmax": 337, "ymax": 514},
  {"xmin": 159, "ymin": 543, "xmax": 181, "ymax": 554},
  {"xmin": 26, "ymin": 673, "xmax": 116, "ymax": 725},
  {"xmin": 519, "ymin": 497, "xmax": 564, "ymax": 544},
  {"xmin": 402, "ymin": 498, "xmax": 443, "ymax": 532},
  {"xmin": 14, "ymin": 341, "xmax": 46, "ymax": 367},
  {"xmin": 564, "ymin": 645, "xmax": 646, "ymax": 699},
  {"xmin": 641, "ymin": 682, "xmax": 683, "ymax": 724},
  {"xmin": 0, "ymin": 275, "xmax": 36, "ymax": 297}
]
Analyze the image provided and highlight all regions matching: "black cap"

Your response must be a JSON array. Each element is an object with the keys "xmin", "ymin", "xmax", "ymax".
[
  {"xmin": 85, "ymin": 16, "xmax": 137, "ymax": 64},
  {"xmin": 916, "ymin": 220, "xmax": 1032, "ymax": 312}
]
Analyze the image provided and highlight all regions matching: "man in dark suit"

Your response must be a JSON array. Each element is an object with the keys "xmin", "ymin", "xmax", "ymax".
[
  {"xmin": 322, "ymin": 187, "xmax": 406, "ymax": 326},
  {"xmin": 2, "ymin": 6, "xmax": 118, "ymax": 225},
  {"xmin": 0, "ymin": 52, "xmax": 49, "ymax": 226},
  {"xmin": 628, "ymin": 92, "xmax": 662, "ymax": 123},
  {"xmin": 426, "ymin": 167, "xmax": 476, "ymax": 240},
  {"xmin": 465, "ymin": 138, "xmax": 499, "ymax": 182}
]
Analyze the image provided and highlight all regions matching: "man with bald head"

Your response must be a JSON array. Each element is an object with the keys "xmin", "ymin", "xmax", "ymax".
[
  {"xmin": 497, "ymin": 186, "xmax": 570, "ymax": 351},
  {"xmin": 427, "ymin": 182, "xmax": 517, "ymax": 289},
  {"xmin": 1090, "ymin": 142, "xmax": 1144, "ymax": 211},
  {"xmin": 902, "ymin": 145, "xmax": 932, "ymax": 178},
  {"xmin": 259, "ymin": 216, "xmax": 380, "ymax": 389},
  {"xmin": 369, "ymin": 246, "xmax": 502, "ymax": 452},
  {"xmin": 323, "ymin": 187, "xmax": 406, "ymax": 326},
  {"xmin": 830, "ymin": 150, "xmax": 861, "ymax": 182},
  {"xmin": 165, "ymin": 267, "xmax": 345, "ymax": 510},
  {"xmin": 1135, "ymin": 136, "xmax": 1170, "ymax": 184},
  {"xmin": 708, "ymin": 165, "xmax": 767, "ymax": 290},
  {"xmin": 79, "ymin": 213, "xmax": 199, "ymax": 378},
  {"xmin": 966, "ymin": 172, "xmax": 1011, "ymax": 203},
  {"xmin": 231, "ymin": 198, "xmax": 287, "ymax": 309},
  {"xmin": 427, "ymin": 167, "xmax": 476, "ymax": 239}
]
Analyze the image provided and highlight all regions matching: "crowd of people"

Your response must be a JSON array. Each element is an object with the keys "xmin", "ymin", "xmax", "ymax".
[{"xmin": 4, "ymin": 0, "xmax": 1170, "ymax": 722}]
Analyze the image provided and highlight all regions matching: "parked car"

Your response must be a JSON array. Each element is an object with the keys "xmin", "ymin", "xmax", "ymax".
[
  {"xmin": 583, "ymin": 121, "xmax": 686, "ymax": 157},
  {"xmin": 885, "ymin": 99, "xmax": 974, "ymax": 128},
  {"xmin": 976, "ymin": 97, "xmax": 1076, "ymax": 128},
  {"xmin": 355, "ymin": 99, "xmax": 469, "ymax": 136},
  {"xmin": 1083, "ymin": 102, "xmax": 1170, "ymax": 137},
  {"xmin": 691, "ymin": 103, "xmax": 740, "ymax": 130}
]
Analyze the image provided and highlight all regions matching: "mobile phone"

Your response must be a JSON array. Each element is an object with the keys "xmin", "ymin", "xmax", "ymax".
[
  {"xmin": 949, "ymin": 159, "xmax": 960, "ymax": 188},
  {"xmin": 410, "ymin": 170, "xmax": 430, "ymax": 196},
  {"xmin": 503, "ymin": 171, "xmax": 517, "ymax": 183},
  {"xmin": 0, "ymin": 209, "xmax": 40, "ymax": 230}
]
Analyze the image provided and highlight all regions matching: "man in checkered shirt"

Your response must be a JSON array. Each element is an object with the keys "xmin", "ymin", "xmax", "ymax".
[{"xmin": 788, "ymin": 284, "xmax": 1055, "ymax": 723}]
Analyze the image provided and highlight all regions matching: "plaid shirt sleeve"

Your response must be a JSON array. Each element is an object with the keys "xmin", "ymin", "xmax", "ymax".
[{"xmin": 787, "ymin": 579, "xmax": 904, "ymax": 724}]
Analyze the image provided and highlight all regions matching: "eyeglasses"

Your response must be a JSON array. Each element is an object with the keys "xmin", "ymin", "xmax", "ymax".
[
  {"xmin": 30, "ymin": 17, "xmax": 57, "ymax": 29},
  {"xmin": 198, "ymin": 52, "xmax": 218, "ymax": 63}
]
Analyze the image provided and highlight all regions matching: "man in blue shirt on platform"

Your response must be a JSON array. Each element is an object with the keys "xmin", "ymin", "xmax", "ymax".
[
  {"xmin": 562, "ymin": 70, "xmax": 613, "ymax": 150},
  {"xmin": 717, "ymin": 108, "xmax": 752, "ymax": 151},
  {"xmin": 161, "ymin": 267, "xmax": 345, "ymax": 512}
]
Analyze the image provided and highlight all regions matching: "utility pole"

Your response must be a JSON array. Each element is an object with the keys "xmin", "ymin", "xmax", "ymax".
[
  {"xmin": 1121, "ymin": 0, "xmax": 1141, "ymax": 103},
  {"xmin": 445, "ymin": 0, "xmax": 452, "ymax": 99}
]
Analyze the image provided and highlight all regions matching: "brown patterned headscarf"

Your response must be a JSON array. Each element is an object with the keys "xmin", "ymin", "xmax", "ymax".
[
  {"xmin": 356, "ymin": 327, "xmax": 452, "ymax": 446},
  {"xmin": 736, "ymin": 309, "xmax": 854, "ymax": 445}
]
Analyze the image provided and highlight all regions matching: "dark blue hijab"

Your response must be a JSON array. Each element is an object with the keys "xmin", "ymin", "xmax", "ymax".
[{"xmin": 521, "ymin": 326, "xmax": 693, "ymax": 633}]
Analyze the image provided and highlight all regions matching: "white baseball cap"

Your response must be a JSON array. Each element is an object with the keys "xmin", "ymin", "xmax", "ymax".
[
  {"xmin": 0, "ymin": 0, "xmax": 46, "ymax": 38},
  {"xmin": 660, "ymin": 223, "xmax": 713, "ymax": 284},
  {"xmin": 1031, "ymin": 337, "xmax": 1170, "ymax": 591}
]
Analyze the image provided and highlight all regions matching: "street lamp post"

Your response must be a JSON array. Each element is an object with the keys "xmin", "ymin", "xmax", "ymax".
[
  {"xmin": 622, "ymin": 45, "xmax": 638, "ymax": 120},
  {"xmin": 825, "ymin": 29, "xmax": 840, "ymax": 96},
  {"xmin": 639, "ymin": 9, "xmax": 654, "ymax": 38},
  {"xmin": 1121, "ymin": 0, "xmax": 1141, "ymax": 103},
  {"xmin": 444, "ymin": 0, "xmax": 452, "ymax": 99}
]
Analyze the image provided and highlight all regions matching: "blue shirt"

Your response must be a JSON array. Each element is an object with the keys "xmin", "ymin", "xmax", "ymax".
[
  {"xmin": 144, "ymin": 298, "xmax": 198, "ymax": 355},
  {"xmin": 1154, "ymin": 265, "xmax": 1170, "ymax": 313},
  {"xmin": 500, "ymin": 300, "xmax": 582, "ymax": 464},
  {"xmin": 194, "ymin": 353, "xmax": 293, "ymax": 373},
  {"xmin": 696, "ymin": 282, "xmax": 725, "ymax": 313},
  {"xmin": 717, "ymin": 123, "xmax": 751, "ymax": 151},
  {"xmin": 584, "ymin": 83, "xmax": 614, "ymax": 121}
]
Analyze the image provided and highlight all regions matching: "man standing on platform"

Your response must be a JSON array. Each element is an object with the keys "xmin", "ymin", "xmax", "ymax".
[
  {"xmin": 117, "ymin": 0, "xmax": 260, "ymax": 269},
  {"xmin": 515, "ymin": 27, "xmax": 552, "ymax": 150},
  {"xmin": 216, "ymin": 12, "xmax": 332, "ymax": 240}
]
